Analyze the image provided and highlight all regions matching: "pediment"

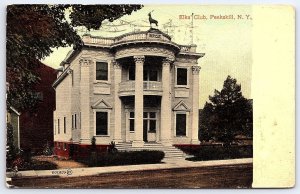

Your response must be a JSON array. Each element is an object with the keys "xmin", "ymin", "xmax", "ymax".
[
  {"xmin": 173, "ymin": 100, "xmax": 190, "ymax": 111},
  {"xmin": 91, "ymin": 99, "xmax": 112, "ymax": 109}
]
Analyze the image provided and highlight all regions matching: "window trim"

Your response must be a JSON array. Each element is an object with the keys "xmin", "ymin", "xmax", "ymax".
[
  {"xmin": 174, "ymin": 111, "xmax": 189, "ymax": 137},
  {"xmin": 175, "ymin": 66, "xmax": 190, "ymax": 88},
  {"xmin": 94, "ymin": 60, "xmax": 110, "ymax": 84},
  {"xmin": 93, "ymin": 109, "xmax": 111, "ymax": 137}
]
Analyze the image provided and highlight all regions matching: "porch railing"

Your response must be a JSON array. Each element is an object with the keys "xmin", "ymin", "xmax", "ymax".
[{"xmin": 119, "ymin": 81, "xmax": 162, "ymax": 93}]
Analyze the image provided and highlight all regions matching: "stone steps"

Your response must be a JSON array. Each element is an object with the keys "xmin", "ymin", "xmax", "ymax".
[{"xmin": 116, "ymin": 142, "xmax": 188, "ymax": 159}]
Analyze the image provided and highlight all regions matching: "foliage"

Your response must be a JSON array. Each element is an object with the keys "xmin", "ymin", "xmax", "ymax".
[
  {"xmin": 7, "ymin": 4, "xmax": 143, "ymax": 111},
  {"xmin": 199, "ymin": 76, "xmax": 253, "ymax": 145},
  {"xmin": 77, "ymin": 150, "xmax": 165, "ymax": 167},
  {"xmin": 6, "ymin": 123, "xmax": 18, "ymax": 168},
  {"xmin": 108, "ymin": 141, "xmax": 118, "ymax": 153},
  {"xmin": 184, "ymin": 145, "xmax": 253, "ymax": 161},
  {"xmin": 43, "ymin": 141, "xmax": 53, "ymax": 156},
  {"xmin": 91, "ymin": 136, "xmax": 96, "ymax": 151}
]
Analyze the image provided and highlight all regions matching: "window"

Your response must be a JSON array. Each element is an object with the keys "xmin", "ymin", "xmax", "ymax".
[
  {"xmin": 74, "ymin": 114, "xmax": 77, "ymax": 129},
  {"xmin": 58, "ymin": 119, "xmax": 60, "ymax": 134},
  {"xmin": 129, "ymin": 112, "xmax": 135, "ymax": 131},
  {"xmin": 64, "ymin": 117, "xmax": 66, "ymax": 134},
  {"xmin": 72, "ymin": 115, "xmax": 74, "ymax": 129},
  {"xmin": 177, "ymin": 68, "xmax": 188, "ymax": 85},
  {"xmin": 144, "ymin": 69, "xmax": 158, "ymax": 81},
  {"xmin": 176, "ymin": 113, "xmax": 186, "ymax": 136},
  {"xmin": 128, "ymin": 65, "xmax": 135, "ymax": 80},
  {"xmin": 96, "ymin": 112, "xmax": 108, "ymax": 135},
  {"xmin": 96, "ymin": 62, "xmax": 108, "ymax": 80},
  {"xmin": 143, "ymin": 112, "xmax": 157, "ymax": 132}
]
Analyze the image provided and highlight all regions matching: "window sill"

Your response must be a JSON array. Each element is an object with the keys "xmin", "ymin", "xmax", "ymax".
[
  {"xmin": 129, "ymin": 131, "xmax": 135, "ymax": 133},
  {"xmin": 94, "ymin": 135, "xmax": 110, "ymax": 137},
  {"xmin": 175, "ymin": 85, "xmax": 190, "ymax": 89},
  {"xmin": 94, "ymin": 80, "xmax": 111, "ymax": 85},
  {"xmin": 148, "ymin": 131, "xmax": 156, "ymax": 133}
]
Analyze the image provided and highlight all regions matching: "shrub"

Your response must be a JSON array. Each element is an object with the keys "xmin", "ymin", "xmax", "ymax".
[
  {"xmin": 77, "ymin": 150, "xmax": 165, "ymax": 167},
  {"xmin": 182, "ymin": 145, "xmax": 252, "ymax": 161}
]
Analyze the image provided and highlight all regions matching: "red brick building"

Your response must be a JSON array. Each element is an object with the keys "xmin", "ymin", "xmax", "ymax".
[{"xmin": 19, "ymin": 63, "xmax": 56, "ymax": 154}]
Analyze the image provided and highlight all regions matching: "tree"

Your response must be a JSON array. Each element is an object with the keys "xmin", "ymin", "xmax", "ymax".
[
  {"xmin": 199, "ymin": 76, "xmax": 253, "ymax": 145},
  {"xmin": 6, "ymin": 4, "xmax": 143, "ymax": 111}
]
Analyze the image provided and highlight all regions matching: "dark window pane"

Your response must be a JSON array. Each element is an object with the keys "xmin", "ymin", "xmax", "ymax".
[
  {"xmin": 143, "ymin": 70, "xmax": 147, "ymax": 81},
  {"xmin": 177, "ymin": 68, "xmax": 187, "ymax": 85},
  {"xmin": 129, "ymin": 66, "xmax": 135, "ymax": 80},
  {"xmin": 149, "ymin": 70, "xmax": 158, "ymax": 81},
  {"xmin": 96, "ymin": 112, "xmax": 108, "ymax": 135},
  {"xmin": 150, "ymin": 120, "xmax": 156, "ymax": 131},
  {"xmin": 143, "ymin": 112, "xmax": 148, "ymax": 118},
  {"xmin": 176, "ymin": 114, "xmax": 186, "ymax": 136},
  {"xmin": 150, "ymin": 112, "xmax": 156, "ymax": 118},
  {"xmin": 96, "ymin": 62, "xmax": 108, "ymax": 80},
  {"xmin": 130, "ymin": 119, "xmax": 134, "ymax": 131},
  {"xmin": 64, "ymin": 117, "xmax": 66, "ymax": 134},
  {"xmin": 130, "ymin": 112, "xmax": 134, "ymax": 118}
]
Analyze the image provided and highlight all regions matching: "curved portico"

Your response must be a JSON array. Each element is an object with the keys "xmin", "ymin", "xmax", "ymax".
[{"xmin": 53, "ymin": 27, "xmax": 205, "ymax": 159}]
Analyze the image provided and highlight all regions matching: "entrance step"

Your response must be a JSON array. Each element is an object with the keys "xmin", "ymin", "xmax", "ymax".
[{"xmin": 115, "ymin": 142, "xmax": 189, "ymax": 160}]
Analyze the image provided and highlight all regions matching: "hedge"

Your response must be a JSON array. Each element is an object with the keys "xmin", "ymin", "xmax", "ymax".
[
  {"xmin": 77, "ymin": 150, "xmax": 165, "ymax": 167},
  {"xmin": 184, "ymin": 145, "xmax": 252, "ymax": 161}
]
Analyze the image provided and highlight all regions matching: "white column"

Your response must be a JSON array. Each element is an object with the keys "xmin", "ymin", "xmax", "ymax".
[
  {"xmin": 132, "ymin": 56, "xmax": 145, "ymax": 147},
  {"xmin": 191, "ymin": 66, "xmax": 201, "ymax": 144},
  {"xmin": 79, "ymin": 59, "xmax": 92, "ymax": 144},
  {"xmin": 113, "ymin": 60, "xmax": 122, "ymax": 142},
  {"xmin": 160, "ymin": 58, "xmax": 173, "ymax": 146}
]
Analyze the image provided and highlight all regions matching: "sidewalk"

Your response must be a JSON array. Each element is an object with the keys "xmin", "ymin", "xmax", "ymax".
[{"xmin": 7, "ymin": 158, "xmax": 252, "ymax": 179}]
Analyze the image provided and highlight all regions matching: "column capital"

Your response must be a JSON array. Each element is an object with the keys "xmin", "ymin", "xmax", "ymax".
[
  {"xmin": 112, "ymin": 60, "xmax": 121, "ymax": 69},
  {"xmin": 162, "ymin": 57, "xmax": 174, "ymax": 65},
  {"xmin": 133, "ymin": 56, "xmax": 145, "ymax": 63},
  {"xmin": 79, "ymin": 58, "xmax": 93, "ymax": 66},
  {"xmin": 192, "ymin": 66, "xmax": 201, "ymax": 75}
]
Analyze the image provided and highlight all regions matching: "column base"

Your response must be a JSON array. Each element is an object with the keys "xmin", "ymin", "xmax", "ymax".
[
  {"xmin": 191, "ymin": 139, "xmax": 201, "ymax": 145},
  {"xmin": 161, "ymin": 140, "xmax": 172, "ymax": 146},
  {"xmin": 132, "ymin": 140, "xmax": 144, "ymax": 147}
]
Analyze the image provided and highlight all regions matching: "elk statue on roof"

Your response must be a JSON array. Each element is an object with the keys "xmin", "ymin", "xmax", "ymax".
[{"xmin": 148, "ymin": 11, "xmax": 158, "ymax": 28}]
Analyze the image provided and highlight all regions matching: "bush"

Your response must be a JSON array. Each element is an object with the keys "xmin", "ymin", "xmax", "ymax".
[
  {"xmin": 184, "ymin": 145, "xmax": 252, "ymax": 161},
  {"xmin": 77, "ymin": 150, "xmax": 165, "ymax": 167}
]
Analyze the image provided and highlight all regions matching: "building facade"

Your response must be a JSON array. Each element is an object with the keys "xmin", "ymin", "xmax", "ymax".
[{"xmin": 53, "ymin": 28, "xmax": 204, "ymax": 158}]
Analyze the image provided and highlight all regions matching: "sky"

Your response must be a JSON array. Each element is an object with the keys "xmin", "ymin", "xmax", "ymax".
[{"xmin": 42, "ymin": 5, "xmax": 252, "ymax": 108}]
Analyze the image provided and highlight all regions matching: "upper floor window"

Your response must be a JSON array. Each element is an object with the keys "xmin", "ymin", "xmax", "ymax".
[
  {"xmin": 128, "ymin": 65, "xmax": 135, "ymax": 80},
  {"xmin": 144, "ymin": 69, "xmax": 158, "ymax": 81},
  {"xmin": 96, "ymin": 62, "xmax": 108, "ymax": 81},
  {"xmin": 177, "ymin": 68, "xmax": 188, "ymax": 85}
]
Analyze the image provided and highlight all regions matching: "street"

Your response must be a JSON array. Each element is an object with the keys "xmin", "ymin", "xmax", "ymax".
[{"xmin": 8, "ymin": 163, "xmax": 252, "ymax": 188}]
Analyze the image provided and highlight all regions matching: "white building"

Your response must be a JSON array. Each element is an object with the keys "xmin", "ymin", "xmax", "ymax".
[{"xmin": 53, "ymin": 28, "xmax": 204, "ymax": 158}]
